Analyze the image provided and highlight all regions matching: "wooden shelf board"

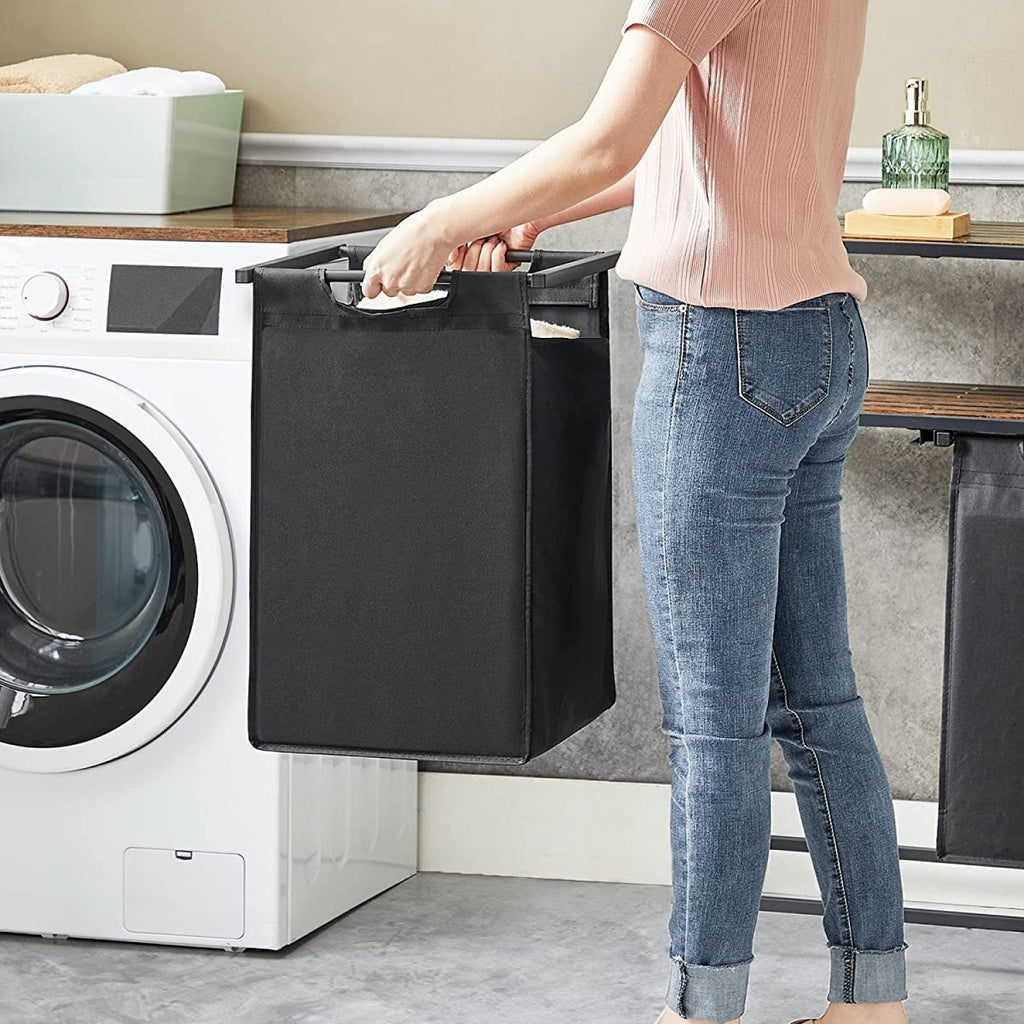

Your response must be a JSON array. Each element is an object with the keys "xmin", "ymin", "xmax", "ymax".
[
  {"xmin": 842, "ymin": 219, "xmax": 1024, "ymax": 259},
  {"xmin": 861, "ymin": 379, "xmax": 1024, "ymax": 433}
]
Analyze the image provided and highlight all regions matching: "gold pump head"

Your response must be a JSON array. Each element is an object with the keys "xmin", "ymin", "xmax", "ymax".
[{"xmin": 904, "ymin": 78, "xmax": 931, "ymax": 126}]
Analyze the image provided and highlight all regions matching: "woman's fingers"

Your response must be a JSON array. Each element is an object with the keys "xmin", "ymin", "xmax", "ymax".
[
  {"xmin": 446, "ymin": 244, "xmax": 466, "ymax": 270},
  {"xmin": 478, "ymin": 236, "xmax": 501, "ymax": 270},
  {"xmin": 462, "ymin": 238, "xmax": 486, "ymax": 271},
  {"xmin": 448, "ymin": 236, "xmax": 511, "ymax": 272},
  {"xmin": 445, "ymin": 236, "xmax": 516, "ymax": 273}
]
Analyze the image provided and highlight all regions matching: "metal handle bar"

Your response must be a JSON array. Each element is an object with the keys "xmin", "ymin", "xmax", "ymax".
[
  {"xmin": 236, "ymin": 244, "xmax": 345, "ymax": 284},
  {"xmin": 322, "ymin": 248, "xmax": 532, "ymax": 286},
  {"xmin": 236, "ymin": 246, "xmax": 620, "ymax": 287},
  {"xmin": 328, "ymin": 246, "xmax": 620, "ymax": 289}
]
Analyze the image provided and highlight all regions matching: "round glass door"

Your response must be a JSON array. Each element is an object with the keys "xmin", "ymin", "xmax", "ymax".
[
  {"xmin": 0, "ymin": 419, "xmax": 173, "ymax": 694},
  {"xmin": 0, "ymin": 381, "xmax": 223, "ymax": 768}
]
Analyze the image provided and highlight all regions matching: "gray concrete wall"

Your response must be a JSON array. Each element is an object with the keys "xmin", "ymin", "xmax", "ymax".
[{"xmin": 237, "ymin": 164, "xmax": 1024, "ymax": 801}]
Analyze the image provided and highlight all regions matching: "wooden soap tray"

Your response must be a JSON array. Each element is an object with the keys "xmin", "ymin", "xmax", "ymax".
[{"xmin": 844, "ymin": 208, "xmax": 971, "ymax": 241}]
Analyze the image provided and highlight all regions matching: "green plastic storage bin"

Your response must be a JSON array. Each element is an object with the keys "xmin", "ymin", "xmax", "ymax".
[{"xmin": 0, "ymin": 91, "xmax": 244, "ymax": 214}]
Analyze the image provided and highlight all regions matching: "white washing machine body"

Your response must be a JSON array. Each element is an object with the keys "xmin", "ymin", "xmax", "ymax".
[{"xmin": 0, "ymin": 232, "xmax": 417, "ymax": 950}]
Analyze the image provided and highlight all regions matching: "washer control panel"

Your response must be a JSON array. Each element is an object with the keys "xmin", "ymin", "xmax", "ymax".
[
  {"xmin": 0, "ymin": 263, "xmax": 100, "ymax": 334},
  {"xmin": 0, "ymin": 262, "xmax": 224, "ymax": 337},
  {"xmin": 0, "ymin": 230, "xmax": 388, "ymax": 359}
]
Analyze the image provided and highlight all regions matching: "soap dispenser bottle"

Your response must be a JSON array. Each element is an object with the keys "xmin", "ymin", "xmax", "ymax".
[{"xmin": 882, "ymin": 78, "xmax": 950, "ymax": 189}]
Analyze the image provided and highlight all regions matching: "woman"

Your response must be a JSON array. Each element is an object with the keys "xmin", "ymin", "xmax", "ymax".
[{"xmin": 361, "ymin": 2, "xmax": 908, "ymax": 1023}]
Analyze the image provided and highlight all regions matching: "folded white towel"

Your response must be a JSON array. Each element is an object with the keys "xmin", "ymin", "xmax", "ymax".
[
  {"xmin": 70, "ymin": 67, "xmax": 225, "ymax": 97},
  {"xmin": 356, "ymin": 287, "xmax": 581, "ymax": 339}
]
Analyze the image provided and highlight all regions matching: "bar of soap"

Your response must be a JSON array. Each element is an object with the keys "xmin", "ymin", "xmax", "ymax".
[{"xmin": 862, "ymin": 188, "xmax": 952, "ymax": 216}]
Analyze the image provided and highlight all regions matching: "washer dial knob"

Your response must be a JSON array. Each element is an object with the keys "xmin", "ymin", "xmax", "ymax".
[{"xmin": 21, "ymin": 272, "xmax": 70, "ymax": 321}]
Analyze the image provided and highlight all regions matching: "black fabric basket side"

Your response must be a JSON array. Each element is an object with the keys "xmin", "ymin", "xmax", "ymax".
[
  {"xmin": 248, "ymin": 254, "xmax": 615, "ymax": 763},
  {"xmin": 526, "ymin": 333, "xmax": 614, "ymax": 759},
  {"xmin": 936, "ymin": 434, "xmax": 1024, "ymax": 867},
  {"xmin": 520, "ymin": 249, "xmax": 614, "ymax": 759}
]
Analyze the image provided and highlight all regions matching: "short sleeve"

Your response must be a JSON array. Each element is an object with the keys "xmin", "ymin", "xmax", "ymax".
[{"xmin": 620, "ymin": 0, "xmax": 764, "ymax": 65}]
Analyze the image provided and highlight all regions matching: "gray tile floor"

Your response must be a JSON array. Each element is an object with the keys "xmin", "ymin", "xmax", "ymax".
[{"xmin": 1, "ymin": 873, "xmax": 1021, "ymax": 1024}]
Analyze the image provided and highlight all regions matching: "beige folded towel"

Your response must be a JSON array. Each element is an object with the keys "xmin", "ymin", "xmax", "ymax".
[
  {"xmin": 357, "ymin": 288, "xmax": 581, "ymax": 339},
  {"xmin": 0, "ymin": 54, "xmax": 127, "ymax": 94}
]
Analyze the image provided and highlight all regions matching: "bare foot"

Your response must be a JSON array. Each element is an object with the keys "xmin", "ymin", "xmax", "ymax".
[
  {"xmin": 656, "ymin": 1007, "xmax": 741, "ymax": 1024},
  {"xmin": 816, "ymin": 1001, "xmax": 908, "ymax": 1024}
]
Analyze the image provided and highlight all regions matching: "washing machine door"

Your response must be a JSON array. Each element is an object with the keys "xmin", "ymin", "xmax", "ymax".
[{"xmin": 0, "ymin": 367, "xmax": 232, "ymax": 772}]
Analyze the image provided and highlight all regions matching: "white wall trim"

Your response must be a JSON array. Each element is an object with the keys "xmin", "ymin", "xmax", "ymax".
[
  {"xmin": 239, "ymin": 133, "xmax": 1024, "ymax": 184},
  {"xmin": 846, "ymin": 146, "xmax": 1024, "ymax": 184},
  {"xmin": 238, "ymin": 133, "xmax": 538, "ymax": 173},
  {"xmin": 418, "ymin": 772, "xmax": 1024, "ymax": 918}
]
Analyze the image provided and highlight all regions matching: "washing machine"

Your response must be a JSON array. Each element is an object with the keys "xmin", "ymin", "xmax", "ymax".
[{"xmin": 0, "ymin": 217, "xmax": 418, "ymax": 950}]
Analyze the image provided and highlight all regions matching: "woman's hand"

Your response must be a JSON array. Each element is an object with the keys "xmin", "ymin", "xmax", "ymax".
[
  {"xmin": 360, "ymin": 207, "xmax": 456, "ymax": 299},
  {"xmin": 446, "ymin": 222, "xmax": 541, "ymax": 273},
  {"xmin": 359, "ymin": 208, "xmax": 542, "ymax": 298}
]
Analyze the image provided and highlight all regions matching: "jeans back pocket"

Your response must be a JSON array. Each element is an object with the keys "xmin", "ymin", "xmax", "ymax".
[
  {"xmin": 634, "ymin": 283, "xmax": 685, "ymax": 310},
  {"xmin": 734, "ymin": 298, "xmax": 833, "ymax": 426}
]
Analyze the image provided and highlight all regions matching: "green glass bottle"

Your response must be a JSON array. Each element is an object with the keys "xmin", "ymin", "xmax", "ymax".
[{"xmin": 881, "ymin": 78, "xmax": 950, "ymax": 189}]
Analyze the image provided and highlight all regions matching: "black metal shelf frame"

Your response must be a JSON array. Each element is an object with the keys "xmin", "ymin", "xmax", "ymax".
[
  {"xmin": 844, "ymin": 235, "xmax": 1024, "ymax": 261},
  {"xmin": 766, "ymin": 835, "xmax": 1024, "ymax": 932},
  {"xmin": 842, "ymin": 230, "xmax": 1024, "ymax": 932}
]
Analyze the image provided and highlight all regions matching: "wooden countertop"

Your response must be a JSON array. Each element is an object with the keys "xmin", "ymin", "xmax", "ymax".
[
  {"xmin": 0, "ymin": 206, "xmax": 417, "ymax": 243},
  {"xmin": 7, "ymin": 207, "xmax": 1023, "ymax": 253}
]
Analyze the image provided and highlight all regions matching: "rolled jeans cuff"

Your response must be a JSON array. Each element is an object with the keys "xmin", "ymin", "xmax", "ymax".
[
  {"xmin": 666, "ymin": 955, "xmax": 752, "ymax": 1022},
  {"xmin": 827, "ymin": 943, "xmax": 908, "ymax": 1003}
]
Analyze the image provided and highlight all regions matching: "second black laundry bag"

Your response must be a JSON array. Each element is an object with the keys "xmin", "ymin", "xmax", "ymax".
[
  {"xmin": 937, "ymin": 433, "xmax": 1024, "ymax": 868},
  {"xmin": 249, "ymin": 250, "xmax": 615, "ymax": 763}
]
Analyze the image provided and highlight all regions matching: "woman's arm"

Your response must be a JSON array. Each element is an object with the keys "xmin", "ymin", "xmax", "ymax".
[
  {"xmin": 360, "ymin": 25, "xmax": 691, "ymax": 298},
  {"xmin": 427, "ymin": 107, "xmax": 652, "ymax": 248},
  {"xmin": 531, "ymin": 166, "xmax": 637, "ymax": 235},
  {"xmin": 447, "ymin": 168, "xmax": 636, "ymax": 274}
]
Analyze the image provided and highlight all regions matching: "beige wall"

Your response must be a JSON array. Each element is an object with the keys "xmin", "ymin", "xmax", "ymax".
[{"xmin": 3, "ymin": 0, "xmax": 1020, "ymax": 150}]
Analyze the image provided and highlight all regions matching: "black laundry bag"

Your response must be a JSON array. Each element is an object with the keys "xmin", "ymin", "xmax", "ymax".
[
  {"xmin": 937, "ymin": 434, "xmax": 1024, "ymax": 867},
  {"xmin": 248, "ymin": 249, "xmax": 615, "ymax": 763}
]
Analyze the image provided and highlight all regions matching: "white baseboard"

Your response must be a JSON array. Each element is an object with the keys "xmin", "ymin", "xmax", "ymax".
[
  {"xmin": 418, "ymin": 772, "xmax": 1024, "ymax": 918},
  {"xmin": 845, "ymin": 146, "xmax": 1024, "ymax": 185},
  {"xmin": 238, "ymin": 133, "xmax": 536, "ymax": 173},
  {"xmin": 238, "ymin": 133, "xmax": 1024, "ymax": 185}
]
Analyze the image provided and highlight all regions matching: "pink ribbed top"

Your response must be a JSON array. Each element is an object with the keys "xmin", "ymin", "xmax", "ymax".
[{"xmin": 615, "ymin": 0, "xmax": 869, "ymax": 311}]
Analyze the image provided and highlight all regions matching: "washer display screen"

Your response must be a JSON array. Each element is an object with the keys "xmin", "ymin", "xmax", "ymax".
[{"xmin": 106, "ymin": 265, "xmax": 221, "ymax": 335}]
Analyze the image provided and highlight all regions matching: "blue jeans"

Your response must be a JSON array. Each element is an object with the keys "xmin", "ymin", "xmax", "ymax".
[{"xmin": 631, "ymin": 284, "xmax": 907, "ymax": 1022}]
